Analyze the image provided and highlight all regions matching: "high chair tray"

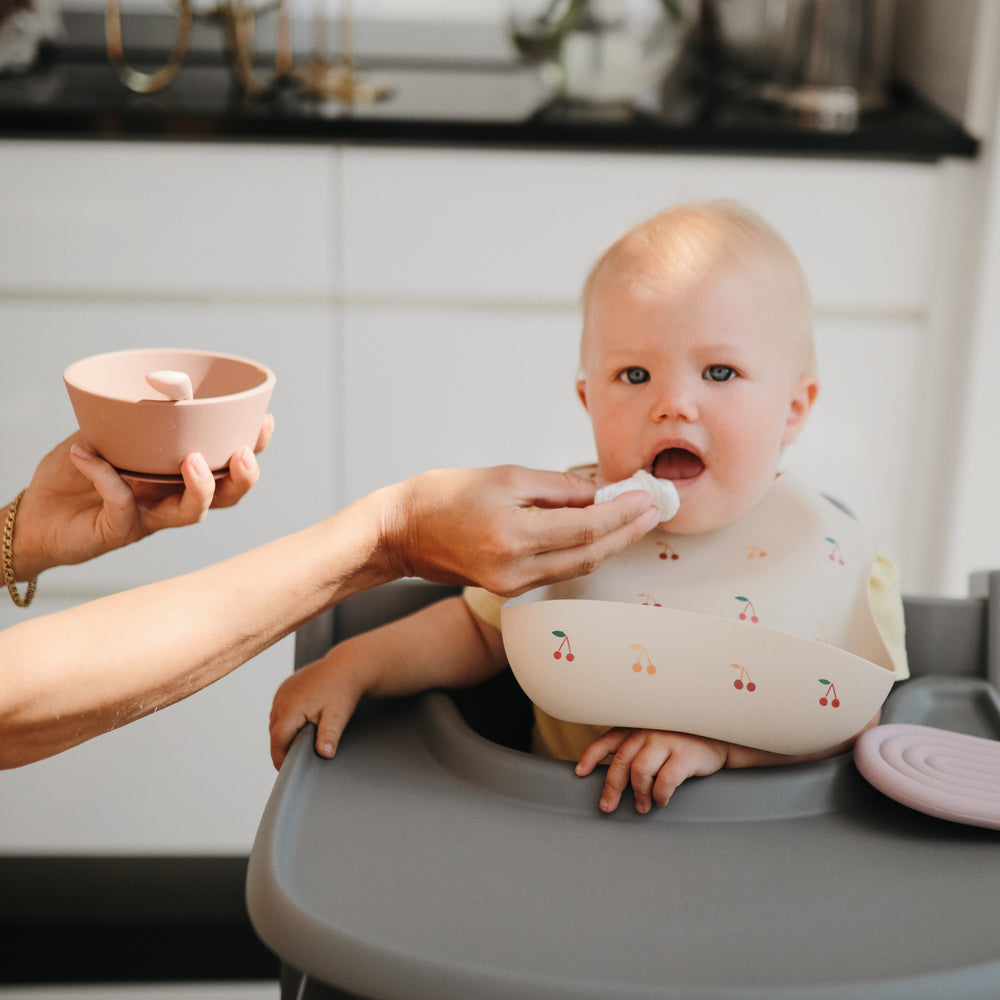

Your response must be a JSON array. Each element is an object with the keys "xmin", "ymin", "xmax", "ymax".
[{"xmin": 248, "ymin": 679, "xmax": 1000, "ymax": 1000}]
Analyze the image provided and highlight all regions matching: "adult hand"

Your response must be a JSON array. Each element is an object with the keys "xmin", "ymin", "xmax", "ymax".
[
  {"xmin": 10, "ymin": 417, "xmax": 274, "ymax": 581},
  {"xmin": 381, "ymin": 465, "xmax": 661, "ymax": 597}
]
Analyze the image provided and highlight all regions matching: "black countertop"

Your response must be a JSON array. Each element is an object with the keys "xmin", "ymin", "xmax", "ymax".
[{"xmin": 0, "ymin": 14, "xmax": 979, "ymax": 160}]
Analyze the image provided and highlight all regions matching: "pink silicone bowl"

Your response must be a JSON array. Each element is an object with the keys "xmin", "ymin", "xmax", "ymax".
[{"xmin": 64, "ymin": 348, "xmax": 275, "ymax": 476}]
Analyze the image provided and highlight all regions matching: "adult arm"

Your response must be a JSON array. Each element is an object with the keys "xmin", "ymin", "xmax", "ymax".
[{"xmin": 1, "ymin": 466, "xmax": 657, "ymax": 768}]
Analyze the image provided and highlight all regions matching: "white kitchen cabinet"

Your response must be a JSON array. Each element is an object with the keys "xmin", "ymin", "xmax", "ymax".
[
  {"xmin": 340, "ymin": 302, "xmax": 594, "ymax": 497},
  {"xmin": 339, "ymin": 146, "xmax": 939, "ymax": 313},
  {"xmin": 0, "ymin": 133, "xmax": 980, "ymax": 853},
  {"xmin": 0, "ymin": 140, "xmax": 337, "ymax": 298},
  {"xmin": 0, "ymin": 143, "xmax": 339, "ymax": 854}
]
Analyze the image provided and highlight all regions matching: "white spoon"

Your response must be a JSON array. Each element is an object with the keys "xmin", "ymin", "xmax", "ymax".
[{"xmin": 145, "ymin": 370, "xmax": 194, "ymax": 401}]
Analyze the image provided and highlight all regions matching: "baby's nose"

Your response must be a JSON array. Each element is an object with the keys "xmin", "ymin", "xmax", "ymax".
[{"xmin": 651, "ymin": 382, "xmax": 697, "ymax": 422}]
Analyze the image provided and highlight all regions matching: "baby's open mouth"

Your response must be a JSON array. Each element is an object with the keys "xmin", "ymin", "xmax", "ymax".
[{"xmin": 653, "ymin": 448, "xmax": 705, "ymax": 481}]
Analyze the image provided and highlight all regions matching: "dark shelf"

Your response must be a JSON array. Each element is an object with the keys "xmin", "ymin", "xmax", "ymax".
[{"xmin": 0, "ymin": 15, "xmax": 979, "ymax": 161}]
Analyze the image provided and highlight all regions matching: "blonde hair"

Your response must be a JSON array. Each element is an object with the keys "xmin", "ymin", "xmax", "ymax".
[{"xmin": 580, "ymin": 200, "xmax": 815, "ymax": 374}]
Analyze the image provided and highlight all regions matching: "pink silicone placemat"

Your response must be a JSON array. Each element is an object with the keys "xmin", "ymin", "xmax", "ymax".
[{"xmin": 854, "ymin": 723, "xmax": 1000, "ymax": 830}]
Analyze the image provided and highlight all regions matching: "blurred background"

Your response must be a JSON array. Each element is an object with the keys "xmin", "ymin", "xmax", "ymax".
[{"xmin": 1, "ymin": 1, "xmax": 999, "ymax": 995}]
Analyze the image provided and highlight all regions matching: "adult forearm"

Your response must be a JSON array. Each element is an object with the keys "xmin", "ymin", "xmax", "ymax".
[{"xmin": 0, "ymin": 488, "xmax": 396, "ymax": 768}]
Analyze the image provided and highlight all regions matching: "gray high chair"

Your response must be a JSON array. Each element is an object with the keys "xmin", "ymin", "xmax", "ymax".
[{"xmin": 248, "ymin": 574, "xmax": 1000, "ymax": 1000}]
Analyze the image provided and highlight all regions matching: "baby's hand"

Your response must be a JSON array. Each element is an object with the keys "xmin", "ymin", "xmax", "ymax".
[
  {"xmin": 575, "ymin": 728, "xmax": 729, "ymax": 814},
  {"xmin": 268, "ymin": 648, "xmax": 365, "ymax": 771}
]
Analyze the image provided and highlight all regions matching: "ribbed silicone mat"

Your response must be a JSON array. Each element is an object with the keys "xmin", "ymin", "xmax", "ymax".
[{"xmin": 855, "ymin": 723, "xmax": 1000, "ymax": 830}]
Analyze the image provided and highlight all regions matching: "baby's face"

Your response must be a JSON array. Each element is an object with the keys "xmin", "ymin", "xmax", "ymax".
[{"xmin": 577, "ymin": 263, "xmax": 818, "ymax": 535}]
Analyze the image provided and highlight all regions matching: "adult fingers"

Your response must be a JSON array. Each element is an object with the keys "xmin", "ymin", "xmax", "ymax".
[
  {"xmin": 68, "ymin": 444, "xmax": 142, "ymax": 543},
  {"xmin": 254, "ymin": 414, "xmax": 275, "ymax": 454},
  {"xmin": 509, "ymin": 467, "xmax": 600, "ymax": 509},
  {"xmin": 528, "ymin": 489, "xmax": 657, "ymax": 550},
  {"xmin": 498, "ymin": 500, "xmax": 661, "ymax": 597},
  {"xmin": 209, "ymin": 446, "xmax": 260, "ymax": 509},
  {"xmin": 172, "ymin": 452, "xmax": 216, "ymax": 523}
]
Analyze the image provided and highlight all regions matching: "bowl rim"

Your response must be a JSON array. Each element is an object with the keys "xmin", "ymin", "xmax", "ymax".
[{"xmin": 63, "ymin": 347, "xmax": 276, "ymax": 404}]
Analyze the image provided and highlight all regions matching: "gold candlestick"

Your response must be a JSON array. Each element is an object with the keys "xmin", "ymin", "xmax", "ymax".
[{"xmin": 104, "ymin": 0, "xmax": 392, "ymax": 103}]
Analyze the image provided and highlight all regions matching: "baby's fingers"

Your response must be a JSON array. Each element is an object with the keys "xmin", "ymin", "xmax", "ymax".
[
  {"xmin": 575, "ymin": 727, "xmax": 631, "ymax": 777},
  {"xmin": 269, "ymin": 708, "xmax": 307, "ymax": 771},
  {"xmin": 598, "ymin": 731, "xmax": 651, "ymax": 813},
  {"xmin": 628, "ymin": 741, "xmax": 673, "ymax": 814},
  {"xmin": 312, "ymin": 701, "xmax": 356, "ymax": 761}
]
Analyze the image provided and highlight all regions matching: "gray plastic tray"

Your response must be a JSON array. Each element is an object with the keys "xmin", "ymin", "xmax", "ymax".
[{"xmin": 248, "ymin": 676, "xmax": 1000, "ymax": 1000}]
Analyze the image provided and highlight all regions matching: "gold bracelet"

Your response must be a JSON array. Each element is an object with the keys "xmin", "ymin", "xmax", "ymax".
[{"xmin": 3, "ymin": 489, "xmax": 37, "ymax": 608}]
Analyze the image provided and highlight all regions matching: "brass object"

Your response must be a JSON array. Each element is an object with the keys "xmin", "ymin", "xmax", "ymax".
[
  {"xmin": 105, "ymin": 0, "xmax": 194, "ymax": 94},
  {"xmin": 295, "ymin": 0, "xmax": 392, "ymax": 103},
  {"xmin": 104, "ymin": 0, "xmax": 392, "ymax": 102}
]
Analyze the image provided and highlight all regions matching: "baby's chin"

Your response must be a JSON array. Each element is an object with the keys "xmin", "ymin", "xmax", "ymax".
[{"xmin": 652, "ymin": 508, "xmax": 704, "ymax": 535}]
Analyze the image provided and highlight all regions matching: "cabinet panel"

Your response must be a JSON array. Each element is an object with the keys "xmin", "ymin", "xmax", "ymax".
[
  {"xmin": 340, "ymin": 303, "xmax": 594, "ymax": 503},
  {"xmin": 341, "ymin": 146, "xmax": 940, "ymax": 313},
  {"xmin": 784, "ymin": 314, "xmax": 923, "ymax": 583},
  {"xmin": 0, "ymin": 140, "xmax": 338, "ymax": 297}
]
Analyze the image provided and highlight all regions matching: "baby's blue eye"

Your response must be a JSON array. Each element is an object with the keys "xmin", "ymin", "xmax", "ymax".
[
  {"xmin": 704, "ymin": 365, "xmax": 736, "ymax": 383},
  {"xmin": 619, "ymin": 367, "xmax": 650, "ymax": 385}
]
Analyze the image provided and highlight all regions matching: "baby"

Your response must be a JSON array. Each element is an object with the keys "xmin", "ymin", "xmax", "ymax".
[{"xmin": 270, "ymin": 201, "xmax": 908, "ymax": 813}]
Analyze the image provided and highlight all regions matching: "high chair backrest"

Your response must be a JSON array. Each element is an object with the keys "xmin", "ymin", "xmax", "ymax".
[
  {"xmin": 294, "ymin": 580, "xmax": 461, "ymax": 669},
  {"xmin": 902, "ymin": 570, "xmax": 1000, "ymax": 682},
  {"xmin": 294, "ymin": 572, "xmax": 1000, "ymax": 684}
]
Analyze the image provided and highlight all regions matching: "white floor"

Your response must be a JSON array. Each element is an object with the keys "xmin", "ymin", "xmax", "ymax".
[{"xmin": 0, "ymin": 985, "xmax": 278, "ymax": 1000}]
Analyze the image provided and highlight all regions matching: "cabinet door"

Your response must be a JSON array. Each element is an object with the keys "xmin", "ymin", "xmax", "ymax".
[
  {"xmin": 783, "ymin": 314, "xmax": 924, "ymax": 575},
  {"xmin": 0, "ymin": 140, "xmax": 338, "ymax": 298},
  {"xmin": 340, "ymin": 303, "xmax": 594, "ymax": 502},
  {"xmin": 340, "ymin": 146, "xmax": 938, "ymax": 313}
]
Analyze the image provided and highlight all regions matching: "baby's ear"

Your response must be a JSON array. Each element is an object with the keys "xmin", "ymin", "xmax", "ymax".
[
  {"xmin": 782, "ymin": 374, "xmax": 820, "ymax": 445},
  {"xmin": 576, "ymin": 379, "xmax": 590, "ymax": 412}
]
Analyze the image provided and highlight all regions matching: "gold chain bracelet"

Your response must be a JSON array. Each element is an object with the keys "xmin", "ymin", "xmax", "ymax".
[{"xmin": 3, "ymin": 490, "xmax": 37, "ymax": 608}]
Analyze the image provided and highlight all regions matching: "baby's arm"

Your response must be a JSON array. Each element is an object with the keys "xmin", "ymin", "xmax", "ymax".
[
  {"xmin": 577, "ymin": 714, "xmax": 880, "ymax": 814},
  {"xmin": 269, "ymin": 596, "xmax": 506, "ymax": 769}
]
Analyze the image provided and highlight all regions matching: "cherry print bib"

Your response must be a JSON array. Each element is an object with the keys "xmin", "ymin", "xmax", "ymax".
[
  {"xmin": 541, "ymin": 472, "xmax": 893, "ymax": 669},
  {"xmin": 501, "ymin": 473, "xmax": 896, "ymax": 755}
]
